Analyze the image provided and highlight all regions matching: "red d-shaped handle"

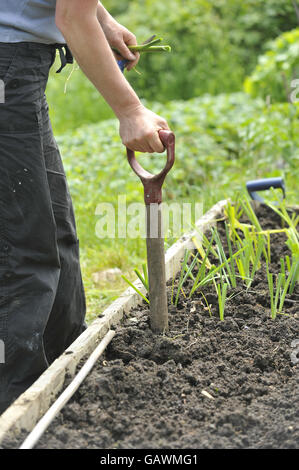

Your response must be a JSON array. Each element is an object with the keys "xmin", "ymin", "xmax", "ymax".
[{"xmin": 126, "ymin": 130, "xmax": 175, "ymax": 204}]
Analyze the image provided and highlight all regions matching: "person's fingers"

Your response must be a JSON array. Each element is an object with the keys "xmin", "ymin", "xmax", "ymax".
[
  {"xmin": 160, "ymin": 120, "xmax": 170, "ymax": 131},
  {"xmin": 148, "ymin": 116, "xmax": 171, "ymax": 152},
  {"xmin": 148, "ymin": 131, "xmax": 165, "ymax": 153},
  {"xmin": 127, "ymin": 135, "xmax": 155, "ymax": 153},
  {"xmin": 116, "ymin": 39, "xmax": 136, "ymax": 62},
  {"xmin": 125, "ymin": 140, "xmax": 154, "ymax": 154},
  {"xmin": 126, "ymin": 130, "xmax": 166, "ymax": 154},
  {"xmin": 112, "ymin": 49, "xmax": 124, "ymax": 61},
  {"xmin": 119, "ymin": 108, "xmax": 171, "ymax": 154},
  {"xmin": 126, "ymin": 52, "xmax": 140, "ymax": 70},
  {"xmin": 122, "ymin": 30, "xmax": 141, "ymax": 69}
]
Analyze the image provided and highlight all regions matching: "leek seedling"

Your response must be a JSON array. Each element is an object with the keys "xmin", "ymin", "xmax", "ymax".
[
  {"xmin": 225, "ymin": 200, "xmax": 247, "ymax": 245},
  {"xmin": 280, "ymin": 257, "xmax": 286, "ymax": 279},
  {"xmin": 129, "ymin": 45, "xmax": 171, "ymax": 53},
  {"xmin": 121, "ymin": 274, "xmax": 149, "ymax": 304},
  {"xmin": 267, "ymin": 232, "xmax": 271, "ymax": 264},
  {"xmin": 275, "ymin": 273, "xmax": 284, "ymax": 316},
  {"xmin": 266, "ymin": 260, "xmax": 297, "ymax": 319},
  {"xmin": 173, "ymin": 250, "xmax": 200, "ymax": 307},
  {"xmin": 212, "ymin": 225, "xmax": 237, "ymax": 288},
  {"xmin": 122, "ymin": 262, "xmax": 149, "ymax": 304},
  {"xmin": 266, "ymin": 189, "xmax": 299, "ymax": 257},
  {"xmin": 285, "ymin": 255, "xmax": 291, "ymax": 272},
  {"xmin": 113, "ymin": 36, "xmax": 171, "ymax": 57},
  {"xmin": 134, "ymin": 263, "xmax": 149, "ymax": 291},
  {"xmin": 173, "ymin": 250, "xmax": 190, "ymax": 307},
  {"xmin": 217, "ymin": 283, "xmax": 228, "ymax": 321},
  {"xmin": 280, "ymin": 255, "xmax": 299, "ymax": 297},
  {"xmin": 235, "ymin": 230, "xmax": 265, "ymax": 288},
  {"xmin": 266, "ymin": 265, "xmax": 280, "ymax": 319},
  {"xmin": 240, "ymin": 197, "xmax": 263, "ymax": 233},
  {"xmin": 189, "ymin": 231, "xmax": 217, "ymax": 297},
  {"xmin": 235, "ymin": 239, "xmax": 251, "ymax": 286},
  {"xmin": 248, "ymin": 234, "xmax": 266, "ymax": 287},
  {"xmin": 192, "ymin": 234, "xmax": 214, "ymax": 269},
  {"xmin": 239, "ymin": 196, "xmax": 271, "ymax": 263},
  {"xmin": 200, "ymin": 291, "xmax": 213, "ymax": 317},
  {"xmin": 189, "ymin": 243, "xmax": 248, "ymax": 297},
  {"xmin": 288, "ymin": 257, "xmax": 299, "ymax": 295},
  {"xmin": 225, "ymin": 222, "xmax": 237, "ymax": 287}
]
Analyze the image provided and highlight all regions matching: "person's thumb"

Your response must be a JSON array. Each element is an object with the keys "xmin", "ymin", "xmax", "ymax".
[{"xmin": 117, "ymin": 42, "xmax": 136, "ymax": 61}]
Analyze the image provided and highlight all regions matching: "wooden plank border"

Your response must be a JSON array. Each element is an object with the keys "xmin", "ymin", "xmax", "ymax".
[{"xmin": 0, "ymin": 199, "xmax": 228, "ymax": 445}]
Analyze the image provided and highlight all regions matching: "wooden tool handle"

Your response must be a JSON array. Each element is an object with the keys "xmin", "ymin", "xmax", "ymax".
[{"xmin": 126, "ymin": 130, "xmax": 175, "ymax": 204}]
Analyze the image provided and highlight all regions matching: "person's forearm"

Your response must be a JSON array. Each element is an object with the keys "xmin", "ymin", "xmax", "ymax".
[
  {"xmin": 56, "ymin": 12, "xmax": 141, "ymax": 118},
  {"xmin": 96, "ymin": 1, "xmax": 110, "ymax": 25},
  {"xmin": 55, "ymin": 0, "xmax": 169, "ymax": 153}
]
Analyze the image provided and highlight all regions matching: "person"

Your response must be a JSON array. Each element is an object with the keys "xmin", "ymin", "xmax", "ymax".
[{"xmin": 0, "ymin": 0, "xmax": 170, "ymax": 414}]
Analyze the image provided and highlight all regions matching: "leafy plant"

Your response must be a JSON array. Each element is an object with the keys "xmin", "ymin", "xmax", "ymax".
[
  {"xmin": 117, "ymin": 0, "xmax": 298, "ymax": 103},
  {"xmin": 244, "ymin": 28, "xmax": 299, "ymax": 102}
]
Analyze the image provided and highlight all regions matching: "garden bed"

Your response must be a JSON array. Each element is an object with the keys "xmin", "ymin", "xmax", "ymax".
[{"xmin": 3, "ymin": 202, "xmax": 299, "ymax": 449}]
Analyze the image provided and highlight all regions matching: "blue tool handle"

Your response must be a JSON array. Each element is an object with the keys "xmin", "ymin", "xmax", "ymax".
[
  {"xmin": 246, "ymin": 177, "xmax": 285, "ymax": 202},
  {"xmin": 117, "ymin": 59, "xmax": 129, "ymax": 73}
]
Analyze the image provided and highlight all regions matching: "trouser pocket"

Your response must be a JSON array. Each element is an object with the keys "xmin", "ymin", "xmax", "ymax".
[{"xmin": 0, "ymin": 44, "xmax": 19, "ymax": 83}]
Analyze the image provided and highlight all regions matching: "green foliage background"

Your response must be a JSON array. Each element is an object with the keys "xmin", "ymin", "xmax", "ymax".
[
  {"xmin": 47, "ymin": 0, "xmax": 298, "ymax": 133},
  {"xmin": 116, "ymin": 0, "xmax": 297, "ymax": 102},
  {"xmin": 45, "ymin": 0, "xmax": 299, "ymax": 321},
  {"xmin": 245, "ymin": 28, "xmax": 299, "ymax": 102}
]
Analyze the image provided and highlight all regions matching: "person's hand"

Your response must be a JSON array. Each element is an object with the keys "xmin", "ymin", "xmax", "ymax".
[
  {"xmin": 99, "ymin": 15, "xmax": 140, "ymax": 71},
  {"xmin": 119, "ymin": 105, "xmax": 170, "ymax": 153}
]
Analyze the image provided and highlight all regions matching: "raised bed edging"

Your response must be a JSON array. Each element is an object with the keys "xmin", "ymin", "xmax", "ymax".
[{"xmin": 0, "ymin": 199, "xmax": 228, "ymax": 445}]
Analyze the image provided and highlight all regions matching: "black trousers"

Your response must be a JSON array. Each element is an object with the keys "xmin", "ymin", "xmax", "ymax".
[{"xmin": 0, "ymin": 42, "xmax": 86, "ymax": 413}]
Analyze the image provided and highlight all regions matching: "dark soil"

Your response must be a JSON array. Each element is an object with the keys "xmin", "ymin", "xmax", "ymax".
[{"xmin": 4, "ymin": 204, "xmax": 299, "ymax": 449}]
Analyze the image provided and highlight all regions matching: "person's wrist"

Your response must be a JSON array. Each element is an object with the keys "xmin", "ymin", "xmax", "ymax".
[
  {"xmin": 115, "ymin": 102, "xmax": 145, "ymax": 121},
  {"xmin": 96, "ymin": 2, "xmax": 111, "ymax": 25}
]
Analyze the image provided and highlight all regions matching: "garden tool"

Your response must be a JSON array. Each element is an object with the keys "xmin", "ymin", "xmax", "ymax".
[
  {"xmin": 127, "ymin": 130, "xmax": 175, "ymax": 333},
  {"xmin": 246, "ymin": 177, "xmax": 285, "ymax": 203}
]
